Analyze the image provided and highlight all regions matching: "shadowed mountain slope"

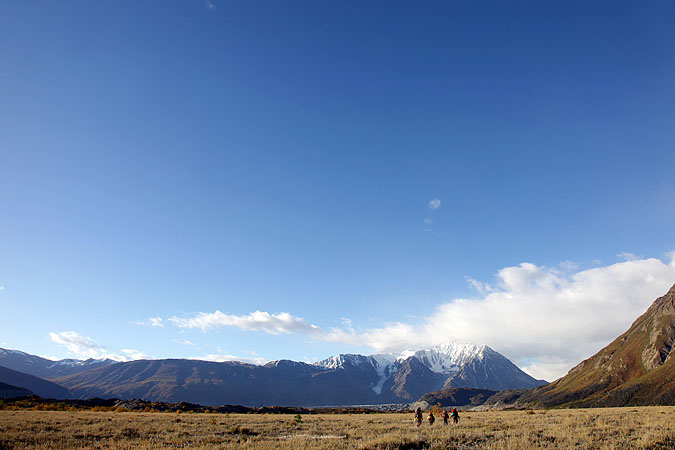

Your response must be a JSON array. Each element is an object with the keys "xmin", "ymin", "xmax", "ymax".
[
  {"xmin": 520, "ymin": 284, "xmax": 675, "ymax": 407},
  {"xmin": 0, "ymin": 366, "xmax": 71, "ymax": 399},
  {"xmin": 54, "ymin": 359, "xmax": 385, "ymax": 406},
  {"xmin": 0, "ymin": 382, "xmax": 33, "ymax": 399},
  {"xmin": 442, "ymin": 346, "xmax": 546, "ymax": 391}
]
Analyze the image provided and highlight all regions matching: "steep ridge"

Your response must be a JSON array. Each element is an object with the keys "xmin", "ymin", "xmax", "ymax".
[
  {"xmin": 386, "ymin": 356, "xmax": 447, "ymax": 400},
  {"xmin": 443, "ymin": 346, "xmax": 546, "ymax": 391},
  {"xmin": 520, "ymin": 284, "xmax": 675, "ymax": 407}
]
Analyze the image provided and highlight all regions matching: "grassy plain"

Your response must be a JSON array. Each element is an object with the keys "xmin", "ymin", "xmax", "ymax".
[{"xmin": 0, "ymin": 406, "xmax": 673, "ymax": 449}]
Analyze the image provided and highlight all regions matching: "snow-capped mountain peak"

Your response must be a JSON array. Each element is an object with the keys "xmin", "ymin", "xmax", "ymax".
[
  {"xmin": 401, "ymin": 343, "xmax": 487, "ymax": 374},
  {"xmin": 309, "ymin": 343, "xmax": 543, "ymax": 398}
]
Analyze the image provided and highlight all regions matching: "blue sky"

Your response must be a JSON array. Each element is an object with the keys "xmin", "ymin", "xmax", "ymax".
[{"xmin": 1, "ymin": 1, "xmax": 675, "ymax": 380}]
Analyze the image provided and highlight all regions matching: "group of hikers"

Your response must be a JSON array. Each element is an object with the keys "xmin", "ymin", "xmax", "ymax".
[{"xmin": 414, "ymin": 406, "xmax": 459, "ymax": 426}]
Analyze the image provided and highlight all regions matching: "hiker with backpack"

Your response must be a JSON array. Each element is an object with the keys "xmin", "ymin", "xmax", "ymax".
[
  {"xmin": 441, "ymin": 410, "xmax": 449, "ymax": 425},
  {"xmin": 414, "ymin": 407, "xmax": 423, "ymax": 426},
  {"xmin": 450, "ymin": 408, "xmax": 459, "ymax": 424}
]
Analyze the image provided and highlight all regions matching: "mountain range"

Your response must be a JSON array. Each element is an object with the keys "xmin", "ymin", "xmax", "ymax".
[
  {"xmin": 0, "ymin": 343, "xmax": 545, "ymax": 406},
  {"xmin": 0, "ymin": 348, "xmax": 116, "ymax": 379}
]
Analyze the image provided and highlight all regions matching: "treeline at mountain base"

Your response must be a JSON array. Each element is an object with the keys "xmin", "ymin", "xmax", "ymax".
[{"xmin": 0, "ymin": 396, "xmax": 404, "ymax": 414}]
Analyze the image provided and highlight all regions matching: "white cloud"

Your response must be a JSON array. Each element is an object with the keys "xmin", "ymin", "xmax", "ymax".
[
  {"xmin": 321, "ymin": 255, "xmax": 675, "ymax": 381},
  {"xmin": 0, "ymin": 285, "xmax": 5, "ymax": 291},
  {"xmin": 428, "ymin": 198, "xmax": 441, "ymax": 211},
  {"xmin": 169, "ymin": 310, "xmax": 324, "ymax": 336},
  {"xmin": 49, "ymin": 331, "xmax": 148, "ymax": 362},
  {"xmin": 49, "ymin": 331, "xmax": 105, "ymax": 359}
]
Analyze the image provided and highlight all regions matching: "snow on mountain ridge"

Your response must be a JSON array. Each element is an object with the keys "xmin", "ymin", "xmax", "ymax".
[
  {"xmin": 314, "ymin": 343, "xmax": 493, "ymax": 394},
  {"xmin": 0, "ymin": 347, "xmax": 114, "ymax": 367},
  {"xmin": 315, "ymin": 354, "xmax": 371, "ymax": 370},
  {"xmin": 410, "ymin": 343, "xmax": 485, "ymax": 374},
  {"xmin": 315, "ymin": 343, "xmax": 489, "ymax": 373},
  {"xmin": 315, "ymin": 353, "xmax": 397, "ymax": 394}
]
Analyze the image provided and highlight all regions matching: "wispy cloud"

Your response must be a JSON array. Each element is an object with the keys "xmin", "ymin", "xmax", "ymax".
[
  {"xmin": 48, "ymin": 331, "xmax": 105, "ymax": 359},
  {"xmin": 48, "ymin": 331, "xmax": 148, "ymax": 362},
  {"xmin": 617, "ymin": 252, "xmax": 641, "ymax": 261},
  {"xmin": 133, "ymin": 317, "xmax": 165, "ymax": 327},
  {"xmin": 422, "ymin": 217, "xmax": 434, "ymax": 232},
  {"xmin": 169, "ymin": 310, "xmax": 324, "ymax": 336},
  {"xmin": 558, "ymin": 260, "xmax": 580, "ymax": 272},
  {"xmin": 0, "ymin": 285, "xmax": 5, "ymax": 291},
  {"xmin": 428, "ymin": 197, "xmax": 441, "ymax": 211},
  {"xmin": 465, "ymin": 276, "xmax": 493, "ymax": 294},
  {"xmin": 120, "ymin": 349, "xmax": 149, "ymax": 360}
]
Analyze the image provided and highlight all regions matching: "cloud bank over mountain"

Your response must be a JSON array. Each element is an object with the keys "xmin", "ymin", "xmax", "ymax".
[
  {"xmin": 160, "ymin": 254, "xmax": 675, "ymax": 381},
  {"xmin": 347, "ymin": 255, "xmax": 675, "ymax": 380}
]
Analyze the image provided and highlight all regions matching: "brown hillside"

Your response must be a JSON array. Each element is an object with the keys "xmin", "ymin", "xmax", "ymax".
[{"xmin": 521, "ymin": 284, "xmax": 675, "ymax": 407}]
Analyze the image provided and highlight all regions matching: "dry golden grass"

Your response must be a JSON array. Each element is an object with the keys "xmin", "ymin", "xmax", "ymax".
[{"xmin": 0, "ymin": 406, "xmax": 673, "ymax": 449}]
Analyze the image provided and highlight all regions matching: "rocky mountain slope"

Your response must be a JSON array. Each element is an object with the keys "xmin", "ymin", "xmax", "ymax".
[{"xmin": 519, "ymin": 284, "xmax": 675, "ymax": 407}]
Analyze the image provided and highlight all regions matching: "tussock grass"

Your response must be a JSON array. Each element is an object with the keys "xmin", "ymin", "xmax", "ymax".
[{"xmin": 0, "ymin": 406, "xmax": 673, "ymax": 449}]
